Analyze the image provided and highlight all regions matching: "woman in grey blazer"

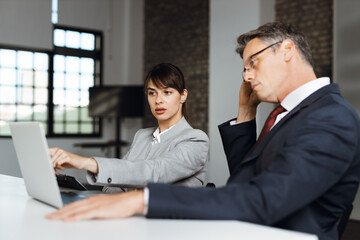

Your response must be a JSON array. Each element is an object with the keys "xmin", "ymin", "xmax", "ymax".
[{"xmin": 50, "ymin": 63, "xmax": 209, "ymax": 191}]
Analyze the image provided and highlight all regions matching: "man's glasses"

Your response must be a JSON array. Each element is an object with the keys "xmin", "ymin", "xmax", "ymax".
[{"xmin": 242, "ymin": 41, "xmax": 282, "ymax": 80}]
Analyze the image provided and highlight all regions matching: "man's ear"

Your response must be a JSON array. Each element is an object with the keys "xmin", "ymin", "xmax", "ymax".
[
  {"xmin": 181, "ymin": 89, "xmax": 188, "ymax": 103},
  {"xmin": 281, "ymin": 39, "xmax": 296, "ymax": 62}
]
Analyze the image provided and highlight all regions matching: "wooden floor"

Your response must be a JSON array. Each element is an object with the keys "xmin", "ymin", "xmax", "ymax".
[{"xmin": 341, "ymin": 220, "xmax": 360, "ymax": 240}]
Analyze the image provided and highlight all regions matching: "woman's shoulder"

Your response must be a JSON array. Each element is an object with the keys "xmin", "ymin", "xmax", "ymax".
[
  {"xmin": 136, "ymin": 127, "xmax": 156, "ymax": 135},
  {"xmin": 178, "ymin": 124, "xmax": 209, "ymax": 142},
  {"xmin": 132, "ymin": 127, "xmax": 156, "ymax": 140}
]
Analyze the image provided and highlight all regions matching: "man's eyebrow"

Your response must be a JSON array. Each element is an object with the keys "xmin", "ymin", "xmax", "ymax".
[{"xmin": 243, "ymin": 56, "xmax": 251, "ymax": 66}]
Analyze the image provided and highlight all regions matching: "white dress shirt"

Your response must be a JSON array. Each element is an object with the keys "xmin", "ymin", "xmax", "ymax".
[
  {"xmin": 152, "ymin": 125, "xmax": 174, "ymax": 144},
  {"xmin": 274, "ymin": 77, "xmax": 330, "ymax": 127}
]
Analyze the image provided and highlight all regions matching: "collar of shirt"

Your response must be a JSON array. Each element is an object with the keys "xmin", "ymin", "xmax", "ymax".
[
  {"xmin": 152, "ymin": 124, "xmax": 175, "ymax": 144},
  {"xmin": 274, "ymin": 77, "xmax": 331, "ymax": 126}
]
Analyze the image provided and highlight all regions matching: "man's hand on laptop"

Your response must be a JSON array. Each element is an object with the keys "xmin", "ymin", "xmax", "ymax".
[
  {"xmin": 46, "ymin": 190, "xmax": 145, "ymax": 221},
  {"xmin": 49, "ymin": 148, "xmax": 99, "ymax": 174}
]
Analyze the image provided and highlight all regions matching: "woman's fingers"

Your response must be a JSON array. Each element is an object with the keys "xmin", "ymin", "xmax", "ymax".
[{"xmin": 49, "ymin": 148, "xmax": 71, "ymax": 169}]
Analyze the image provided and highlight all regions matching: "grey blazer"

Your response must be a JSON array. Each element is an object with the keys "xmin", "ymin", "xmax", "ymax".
[{"xmin": 86, "ymin": 117, "xmax": 209, "ymax": 191}]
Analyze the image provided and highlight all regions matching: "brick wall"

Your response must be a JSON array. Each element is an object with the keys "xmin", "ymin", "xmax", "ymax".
[
  {"xmin": 276, "ymin": 0, "xmax": 333, "ymax": 79},
  {"xmin": 143, "ymin": 0, "xmax": 209, "ymax": 133}
]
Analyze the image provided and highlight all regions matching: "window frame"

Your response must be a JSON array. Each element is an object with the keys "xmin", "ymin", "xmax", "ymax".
[{"xmin": 0, "ymin": 25, "xmax": 103, "ymax": 138}]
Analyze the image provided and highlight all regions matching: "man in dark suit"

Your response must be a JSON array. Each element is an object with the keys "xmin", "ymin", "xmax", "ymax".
[{"xmin": 47, "ymin": 22, "xmax": 360, "ymax": 240}]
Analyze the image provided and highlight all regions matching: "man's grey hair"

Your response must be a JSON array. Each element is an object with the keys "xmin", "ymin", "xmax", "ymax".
[{"xmin": 236, "ymin": 22, "xmax": 314, "ymax": 67}]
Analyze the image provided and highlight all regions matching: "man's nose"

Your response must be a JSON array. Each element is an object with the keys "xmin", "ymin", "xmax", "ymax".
[{"xmin": 243, "ymin": 70, "xmax": 254, "ymax": 82}]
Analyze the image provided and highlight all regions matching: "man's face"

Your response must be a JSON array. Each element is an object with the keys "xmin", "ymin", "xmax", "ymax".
[{"xmin": 242, "ymin": 38, "xmax": 285, "ymax": 103}]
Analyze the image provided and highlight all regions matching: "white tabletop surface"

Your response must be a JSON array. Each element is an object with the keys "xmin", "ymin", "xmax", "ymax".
[{"xmin": 0, "ymin": 174, "xmax": 318, "ymax": 240}]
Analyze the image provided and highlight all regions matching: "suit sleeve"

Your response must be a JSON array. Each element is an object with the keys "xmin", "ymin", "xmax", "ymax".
[
  {"xmin": 87, "ymin": 130, "xmax": 209, "ymax": 187},
  {"xmin": 147, "ymin": 105, "xmax": 360, "ymax": 225},
  {"xmin": 218, "ymin": 119, "xmax": 256, "ymax": 175}
]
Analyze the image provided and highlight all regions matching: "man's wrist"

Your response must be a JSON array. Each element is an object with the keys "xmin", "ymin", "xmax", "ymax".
[{"xmin": 236, "ymin": 107, "xmax": 257, "ymax": 123}]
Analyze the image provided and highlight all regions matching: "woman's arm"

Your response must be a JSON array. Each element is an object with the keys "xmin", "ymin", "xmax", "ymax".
[
  {"xmin": 88, "ymin": 129, "xmax": 209, "ymax": 187},
  {"xmin": 49, "ymin": 148, "xmax": 98, "ymax": 174}
]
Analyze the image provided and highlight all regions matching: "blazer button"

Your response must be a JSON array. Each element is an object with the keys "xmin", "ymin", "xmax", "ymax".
[{"xmin": 107, "ymin": 178, "xmax": 112, "ymax": 183}]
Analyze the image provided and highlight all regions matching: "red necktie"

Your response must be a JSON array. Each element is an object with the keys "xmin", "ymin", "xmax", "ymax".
[{"xmin": 255, "ymin": 105, "xmax": 286, "ymax": 147}]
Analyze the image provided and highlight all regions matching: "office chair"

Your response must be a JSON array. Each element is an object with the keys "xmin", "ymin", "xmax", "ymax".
[{"xmin": 337, "ymin": 204, "xmax": 353, "ymax": 239}]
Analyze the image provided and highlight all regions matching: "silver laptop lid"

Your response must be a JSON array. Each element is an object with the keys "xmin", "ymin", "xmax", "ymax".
[{"xmin": 9, "ymin": 122, "xmax": 63, "ymax": 208}]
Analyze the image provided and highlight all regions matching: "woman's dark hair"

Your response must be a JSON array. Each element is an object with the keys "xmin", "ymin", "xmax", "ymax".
[{"xmin": 144, "ymin": 63, "xmax": 188, "ymax": 121}]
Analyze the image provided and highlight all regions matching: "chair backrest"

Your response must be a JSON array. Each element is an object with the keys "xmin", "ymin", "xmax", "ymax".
[{"xmin": 337, "ymin": 204, "xmax": 353, "ymax": 239}]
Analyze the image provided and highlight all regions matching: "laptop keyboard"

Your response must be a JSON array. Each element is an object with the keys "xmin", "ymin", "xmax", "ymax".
[{"xmin": 61, "ymin": 191, "xmax": 87, "ymax": 205}]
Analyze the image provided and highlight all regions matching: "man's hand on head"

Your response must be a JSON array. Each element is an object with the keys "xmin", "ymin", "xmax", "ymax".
[{"xmin": 236, "ymin": 80, "xmax": 260, "ymax": 123}]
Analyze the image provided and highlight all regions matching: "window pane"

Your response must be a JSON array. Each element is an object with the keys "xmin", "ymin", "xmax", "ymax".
[
  {"xmin": 17, "ymin": 105, "xmax": 32, "ymax": 121},
  {"xmin": 65, "ymin": 73, "xmax": 79, "ymax": 89},
  {"xmin": 35, "ymin": 71, "xmax": 48, "ymax": 87},
  {"xmin": 0, "ymin": 105, "xmax": 16, "ymax": 121},
  {"xmin": 65, "ymin": 107, "xmax": 78, "ymax": 121},
  {"xmin": 0, "ymin": 49, "xmax": 16, "ymax": 67},
  {"xmin": 65, "ymin": 90, "xmax": 79, "ymax": 106},
  {"xmin": 81, "ymin": 33, "xmax": 95, "ymax": 50},
  {"xmin": 65, "ymin": 56, "xmax": 79, "ymax": 73},
  {"xmin": 34, "ymin": 53, "xmax": 48, "ymax": 71},
  {"xmin": 34, "ymin": 105, "xmax": 47, "ymax": 121},
  {"xmin": 80, "ymin": 74, "xmax": 94, "ymax": 90},
  {"xmin": 54, "ymin": 123, "xmax": 64, "ymax": 134},
  {"xmin": 80, "ymin": 91, "xmax": 89, "ymax": 107},
  {"xmin": 66, "ymin": 31, "xmax": 80, "ymax": 49},
  {"xmin": 52, "ymin": 0, "xmax": 58, "ymax": 24},
  {"xmin": 54, "ymin": 29, "xmax": 65, "ymax": 47},
  {"xmin": 54, "ymin": 89, "xmax": 65, "ymax": 105},
  {"xmin": 54, "ymin": 55, "xmax": 65, "ymax": 72},
  {"xmin": 54, "ymin": 72, "xmax": 65, "ymax": 89},
  {"xmin": 19, "ymin": 87, "xmax": 33, "ymax": 104},
  {"xmin": 80, "ymin": 123, "xmax": 92, "ymax": 134},
  {"xmin": 54, "ymin": 105, "xmax": 64, "ymax": 121},
  {"xmin": 0, "ymin": 122, "xmax": 10, "ymax": 135},
  {"xmin": 17, "ymin": 51, "xmax": 33, "ymax": 69},
  {"xmin": 0, "ymin": 86, "xmax": 16, "ymax": 104},
  {"xmin": 34, "ymin": 88, "xmax": 48, "ymax": 104},
  {"xmin": 80, "ymin": 107, "xmax": 91, "ymax": 121},
  {"xmin": 18, "ymin": 69, "xmax": 33, "ymax": 86},
  {"xmin": 80, "ymin": 58, "xmax": 94, "ymax": 74},
  {"xmin": 0, "ymin": 68, "xmax": 16, "ymax": 85},
  {"xmin": 65, "ymin": 123, "xmax": 78, "ymax": 134}
]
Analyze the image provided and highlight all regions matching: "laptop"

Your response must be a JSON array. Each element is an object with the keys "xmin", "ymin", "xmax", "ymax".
[{"xmin": 9, "ymin": 122, "xmax": 92, "ymax": 208}]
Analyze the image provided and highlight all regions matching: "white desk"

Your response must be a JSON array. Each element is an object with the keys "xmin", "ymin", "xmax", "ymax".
[{"xmin": 0, "ymin": 174, "xmax": 318, "ymax": 240}]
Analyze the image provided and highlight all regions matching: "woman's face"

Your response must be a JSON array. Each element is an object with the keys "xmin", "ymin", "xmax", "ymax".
[{"xmin": 147, "ymin": 80, "xmax": 187, "ymax": 128}]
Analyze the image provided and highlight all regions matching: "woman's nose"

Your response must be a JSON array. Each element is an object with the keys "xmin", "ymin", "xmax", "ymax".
[{"xmin": 155, "ymin": 94, "xmax": 163, "ymax": 104}]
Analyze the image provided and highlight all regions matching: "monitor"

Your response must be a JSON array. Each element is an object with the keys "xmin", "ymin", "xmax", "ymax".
[{"xmin": 89, "ymin": 86, "xmax": 144, "ymax": 118}]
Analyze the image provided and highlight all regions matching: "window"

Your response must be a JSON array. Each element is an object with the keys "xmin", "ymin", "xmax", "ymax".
[
  {"xmin": 0, "ymin": 48, "xmax": 49, "ymax": 135},
  {"xmin": 0, "ymin": 26, "xmax": 102, "ymax": 137},
  {"xmin": 52, "ymin": 26, "xmax": 102, "ymax": 136}
]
